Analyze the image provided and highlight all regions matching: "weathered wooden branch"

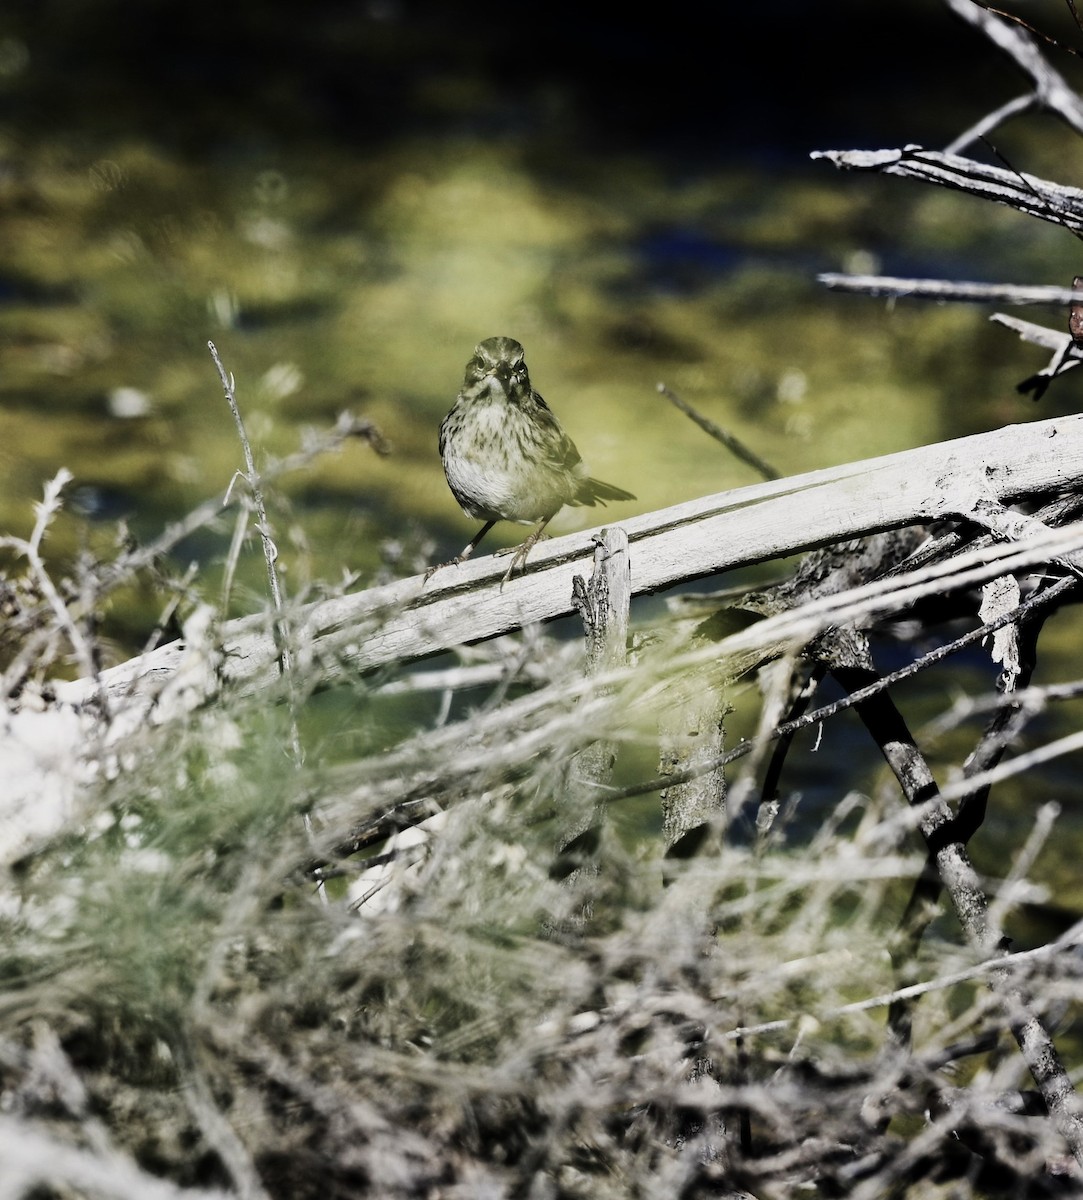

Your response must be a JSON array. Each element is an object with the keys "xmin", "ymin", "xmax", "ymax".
[
  {"xmin": 991, "ymin": 311, "xmax": 1083, "ymax": 396},
  {"xmin": 51, "ymin": 411, "xmax": 1083, "ymax": 722},
  {"xmin": 812, "ymin": 146, "xmax": 1083, "ymax": 232},
  {"xmin": 558, "ymin": 528, "xmax": 631, "ymax": 876},
  {"xmin": 943, "ymin": 0, "xmax": 1083, "ymax": 141},
  {"xmin": 571, "ymin": 528, "xmax": 631, "ymax": 681},
  {"xmin": 991, "ymin": 312, "xmax": 1078, "ymax": 352},
  {"xmin": 818, "ymin": 275, "xmax": 1083, "ymax": 308},
  {"xmin": 658, "ymin": 673, "xmax": 727, "ymax": 859}
]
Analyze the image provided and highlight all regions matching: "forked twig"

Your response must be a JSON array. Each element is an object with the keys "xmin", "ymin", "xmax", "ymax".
[
  {"xmin": 0, "ymin": 471, "xmax": 101, "ymax": 698},
  {"xmin": 208, "ymin": 341, "xmax": 291, "ymax": 669},
  {"xmin": 208, "ymin": 341, "xmax": 305, "ymax": 777}
]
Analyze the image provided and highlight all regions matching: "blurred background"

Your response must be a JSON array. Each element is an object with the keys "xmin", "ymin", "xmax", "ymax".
[
  {"xmin": 4, "ymin": 0, "xmax": 1083, "ymax": 935},
  {"xmin": 2, "ymin": 0, "xmax": 1083, "ymax": 627},
  {"xmin": 8, "ymin": 2, "xmax": 1083, "ymax": 609}
]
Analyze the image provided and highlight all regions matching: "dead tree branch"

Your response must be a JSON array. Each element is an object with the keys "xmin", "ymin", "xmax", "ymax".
[
  {"xmin": 812, "ymin": 147, "xmax": 1083, "ymax": 232},
  {"xmin": 47, "ymin": 410, "xmax": 1083, "ymax": 720}
]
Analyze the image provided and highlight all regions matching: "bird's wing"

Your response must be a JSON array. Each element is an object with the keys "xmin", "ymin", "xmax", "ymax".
[{"xmin": 532, "ymin": 392, "xmax": 583, "ymax": 473}]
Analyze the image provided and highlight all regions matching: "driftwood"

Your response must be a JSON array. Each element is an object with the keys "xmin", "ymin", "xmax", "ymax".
[{"xmin": 49, "ymin": 410, "xmax": 1083, "ymax": 721}]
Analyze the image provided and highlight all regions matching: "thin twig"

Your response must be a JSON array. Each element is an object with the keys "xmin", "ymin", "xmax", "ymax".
[
  {"xmin": 0, "ymin": 472, "xmax": 101, "ymax": 698},
  {"xmin": 208, "ymin": 343, "xmax": 307, "ymax": 816},
  {"xmin": 208, "ymin": 341, "xmax": 291, "ymax": 674},
  {"xmin": 945, "ymin": 92, "xmax": 1037, "ymax": 155},
  {"xmin": 939, "ymin": 726, "xmax": 1083, "ymax": 804},
  {"xmin": 721, "ymin": 924, "xmax": 1083, "ymax": 1041},
  {"xmin": 657, "ymin": 383, "xmax": 780, "ymax": 480},
  {"xmin": 105, "ymin": 410, "xmax": 386, "ymax": 588},
  {"xmin": 926, "ymin": 676, "xmax": 1083, "ymax": 736},
  {"xmin": 603, "ymin": 573, "xmax": 1078, "ymax": 806},
  {"xmin": 985, "ymin": 800, "xmax": 1061, "ymax": 943},
  {"xmin": 818, "ymin": 274, "xmax": 1083, "ymax": 307}
]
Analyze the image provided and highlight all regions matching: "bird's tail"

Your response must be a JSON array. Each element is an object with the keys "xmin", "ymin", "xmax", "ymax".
[{"xmin": 575, "ymin": 477, "xmax": 636, "ymax": 507}]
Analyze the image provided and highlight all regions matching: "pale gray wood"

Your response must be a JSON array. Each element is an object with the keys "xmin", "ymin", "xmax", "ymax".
[
  {"xmin": 990, "ymin": 313, "xmax": 1077, "ymax": 352},
  {"xmin": 557, "ymin": 528, "xmax": 631, "ymax": 885},
  {"xmin": 53, "ymin": 410, "xmax": 1083, "ymax": 717},
  {"xmin": 567, "ymin": 526, "xmax": 631, "ymax": 812},
  {"xmin": 812, "ymin": 147, "xmax": 1083, "ymax": 232},
  {"xmin": 658, "ymin": 673, "xmax": 727, "ymax": 855},
  {"xmin": 943, "ymin": 0, "xmax": 1083, "ymax": 140},
  {"xmin": 818, "ymin": 275, "xmax": 1083, "ymax": 307}
]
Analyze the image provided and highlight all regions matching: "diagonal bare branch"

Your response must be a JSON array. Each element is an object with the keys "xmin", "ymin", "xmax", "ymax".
[{"xmin": 945, "ymin": 0, "xmax": 1083, "ymax": 136}]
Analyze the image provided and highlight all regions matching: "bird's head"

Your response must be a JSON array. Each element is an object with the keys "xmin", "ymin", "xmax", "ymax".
[{"xmin": 463, "ymin": 336, "xmax": 531, "ymax": 403}]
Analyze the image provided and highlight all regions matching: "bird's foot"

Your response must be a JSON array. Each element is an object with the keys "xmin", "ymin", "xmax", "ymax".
[
  {"xmin": 497, "ymin": 534, "xmax": 548, "ymax": 585},
  {"xmin": 423, "ymin": 554, "xmax": 467, "ymax": 584},
  {"xmin": 425, "ymin": 520, "xmax": 495, "ymax": 584}
]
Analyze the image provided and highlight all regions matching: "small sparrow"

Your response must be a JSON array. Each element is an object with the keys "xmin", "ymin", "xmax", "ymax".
[{"xmin": 431, "ymin": 336, "xmax": 635, "ymax": 581}]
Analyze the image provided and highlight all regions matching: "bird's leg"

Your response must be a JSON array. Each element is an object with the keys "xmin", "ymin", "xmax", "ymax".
[
  {"xmin": 424, "ymin": 520, "xmax": 497, "ymax": 582},
  {"xmin": 501, "ymin": 515, "xmax": 554, "ymax": 583},
  {"xmin": 457, "ymin": 519, "xmax": 498, "ymax": 563}
]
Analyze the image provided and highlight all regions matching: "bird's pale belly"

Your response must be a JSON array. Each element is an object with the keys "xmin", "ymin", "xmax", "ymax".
[
  {"xmin": 430, "ymin": 336, "xmax": 632, "ymax": 582},
  {"xmin": 442, "ymin": 450, "xmax": 570, "ymax": 524},
  {"xmin": 441, "ymin": 397, "xmax": 579, "ymax": 522}
]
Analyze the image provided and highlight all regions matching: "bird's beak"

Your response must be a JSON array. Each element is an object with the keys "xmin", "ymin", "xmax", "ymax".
[{"xmin": 485, "ymin": 363, "xmax": 512, "ymax": 398}]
